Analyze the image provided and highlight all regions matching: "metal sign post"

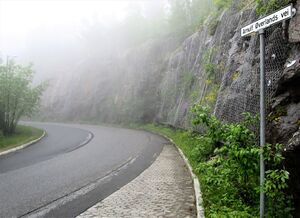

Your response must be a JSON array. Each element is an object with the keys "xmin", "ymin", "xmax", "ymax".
[
  {"xmin": 241, "ymin": 4, "xmax": 296, "ymax": 218},
  {"xmin": 259, "ymin": 29, "xmax": 266, "ymax": 218}
]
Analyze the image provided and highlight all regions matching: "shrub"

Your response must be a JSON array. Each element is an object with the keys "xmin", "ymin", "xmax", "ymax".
[
  {"xmin": 208, "ymin": 17, "xmax": 219, "ymax": 36},
  {"xmin": 213, "ymin": 0, "xmax": 234, "ymax": 10},
  {"xmin": 190, "ymin": 104, "xmax": 293, "ymax": 217},
  {"xmin": 256, "ymin": 0, "xmax": 290, "ymax": 15}
]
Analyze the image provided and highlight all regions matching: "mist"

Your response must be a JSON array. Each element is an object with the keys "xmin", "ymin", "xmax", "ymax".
[
  {"xmin": 1, "ymin": 0, "xmax": 299, "ymax": 217},
  {"xmin": 0, "ymin": 0, "xmax": 214, "ymax": 123},
  {"xmin": 1, "ymin": 0, "xmax": 167, "ymax": 78}
]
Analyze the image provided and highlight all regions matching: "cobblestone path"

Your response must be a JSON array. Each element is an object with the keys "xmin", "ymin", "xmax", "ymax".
[{"xmin": 77, "ymin": 143, "xmax": 197, "ymax": 218}]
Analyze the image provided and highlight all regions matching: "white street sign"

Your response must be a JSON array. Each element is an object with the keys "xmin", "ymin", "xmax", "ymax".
[
  {"xmin": 241, "ymin": 5, "xmax": 293, "ymax": 37},
  {"xmin": 240, "ymin": 4, "xmax": 296, "ymax": 218}
]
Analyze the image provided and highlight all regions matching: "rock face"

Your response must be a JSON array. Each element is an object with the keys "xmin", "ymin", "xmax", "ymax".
[
  {"xmin": 40, "ymin": 0, "xmax": 300, "ymax": 213},
  {"xmin": 269, "ymin": 42, "xmax": 300, "ymax": 214},
  {"xmin": 289, "ymin": 0, "xmax": 300, "ymax": 43}
]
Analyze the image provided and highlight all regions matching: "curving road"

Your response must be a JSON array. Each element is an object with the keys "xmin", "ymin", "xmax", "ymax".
[{"xmin": 0, "ymin": 122, "xmax": 166, "ymax": 218}]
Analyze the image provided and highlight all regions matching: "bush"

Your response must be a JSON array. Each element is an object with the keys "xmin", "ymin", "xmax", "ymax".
[
  {"xmin": 0, "ymin": 61, "xmax": 45, "ymax": 135},
  {"xmin": 142, "ymin": 104, "xmax": 293, "ymax": 217},
  {"xmin": 213, "ymin": 0, "xmax": 234, "ymax": 10},
  {"xmin": 190, "ymin": 104, "xmax": 293, "ymax": 217},
  {"xmin": 208, "ymin": 17, "xmax": 219, "ymax": 36},
  {"xmin": 256, "ymin": 0, "xmax": 290, "ymax": 15}
]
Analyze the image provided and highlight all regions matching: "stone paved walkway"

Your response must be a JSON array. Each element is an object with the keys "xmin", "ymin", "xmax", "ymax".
[{"xmin": 77, "ymin": 143, "xmax": 197, "ymax": 218}]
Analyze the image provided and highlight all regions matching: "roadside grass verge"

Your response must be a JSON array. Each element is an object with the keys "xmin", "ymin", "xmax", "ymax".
[
  {"xmin": 0, "ymin": 125, "xmax": 44, "ymax": 152},
  {"xmin": 129, "ymin": 124, "xmax": 212, "ymax": 212},
  {"xmin": 136, "ymin": 123, "xmax": 259, "ymax": 217},
  {"xmin": 90, "ymin": 116, "xmax": 291, "ymax": 217},
  {"xmin": 134, "ymin": 123, "xmax": 199, "ymax": 168}
]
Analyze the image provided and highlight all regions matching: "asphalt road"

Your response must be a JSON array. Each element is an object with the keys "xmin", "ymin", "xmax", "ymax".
[{"xmin": 0, "ymin": 122, "xmax": 166, "ymax": 218}]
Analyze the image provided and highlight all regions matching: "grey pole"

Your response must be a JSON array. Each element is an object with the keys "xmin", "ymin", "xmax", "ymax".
[{"xmin": 259, "ymin": 29, "xmax": 266, "ymax": 218}]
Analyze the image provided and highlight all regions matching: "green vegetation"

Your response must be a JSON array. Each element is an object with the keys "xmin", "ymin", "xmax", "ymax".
[
  {"xmin": 200, "ymin": 48, "xmax": 221, "ymax": 108},
  {"xmin": 256, "ymin": 0, "xmax": 290, "ymax": 15},
  {"xmin": 0, "ymin": 125, "xmax": 44, "ymax": 152},
  {"xmin": 168, "ymin": 0, "xmax": 214, "ymax": 36},
  {"xmin": 267, "ymin": 105, "xmax": 287, "ymax": 122},
  {"xmin": 167, "ymin": 0, "xmax": 256, "ymax": 37},
  {"xmin": 138, "ymin": 104, "xmax": 293, "ymax": 217},
  {"xmin": 0, "ymin": 61, "xmax": 45, "ymax": 135},
  {"xmin": 213, "ymin": 0, "xmax": 233, "ymax": 10},
  {"xmin": 202, "ymin": 48, "xmax": 225, "ymax": 82},
  {"xmin": 203, "ymin": 48, "xmax": 218, "ymax": 79},
  {"xmin": 208, "ymin": 14, "xmax": 219, "ymax": 36},
  {"xmin": 232, "ymin": 71, "xmax": 240, "ymax": 81},
  {"xmin": 189, "ymin": 84, "xmax": 201, "ymax": 103},
  {"xmin": 96, "ymin": 0, "xmax": 216, "ymax": 49},
  {"xmin": 202, "ymin": 84, "xmax": 219, "ymax": 107},
  {"xmin": 179, "ymin": 71, "xmax": 196, "ymax": 93}
]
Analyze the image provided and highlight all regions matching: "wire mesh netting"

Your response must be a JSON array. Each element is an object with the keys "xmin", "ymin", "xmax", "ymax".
[{"xmin": 214, "ymin": 22, "xmax": 289, "ymax": 127}]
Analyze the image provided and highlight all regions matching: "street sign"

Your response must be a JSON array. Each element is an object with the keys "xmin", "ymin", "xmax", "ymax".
[
  {"xmin": 241, "ymin": 5, "xmax": 293, "ymax": 37},
  {"xmin": 240, "ymin": 4, "xmax": 296, "ymax": 218}
]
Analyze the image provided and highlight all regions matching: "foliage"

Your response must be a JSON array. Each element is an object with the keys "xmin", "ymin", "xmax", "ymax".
[
  {"xmin": 0, "ymin": 125, "xmax": 43, "ymax": 151},
  {"xmin": 0, "ymin": 61, "xmax": 45, "ymax": 135},
  {"xmin": 189, "ymin": 89, "xmax": 200, "ymax": 103},
  {"xmin": 190, "ymin": 104, "xmax": 293, "ymax": 217},
  {"xmin": 256, "ymin": 0, "xmax": 290, "ymax": 15},
  {"xmin": 189, "ymin": 0, "xmax": 215, "ymax": 31},
  {"xmin": 191, "ymin": 105, "xmax": 223, "ymax": 147},
  {"xmin": 167, "ymin": 0, "xmax": 190, "ymax": 36},
  {"xmin": 213, "ymin": 0, "xmax": 234, "ymax": 10},
  {"xmin": 208, "ymin": 13, "xmax": 220, "ymax": 36},
  {"xmin": 263, "ymin": 143, "xmax": 294, "ymax": 217},
  {"xmin": 142, "ymin": 104, "xmax": 292, "ymax": 217},
  {"xmin": 202, "ymin": 48, "xmax": 224, "ymax": 83},
  {"xmin": 202, "ymin": 84, "xmax": 219, "ymax": 107},
  {"xmin": 267, "ymin": 105, "xmax": 287, "ymax": 122},
  {"xmin": 167, "ymin": 0, "xmax": 214, "ymax": 35},
  {"xmin": 232, "ymin": 71, "xmax": 240, "ymax": 81},
  {"xmin": 120, "ymin": 9, "xmax": 151, "ymax": 48},
  {"xmin": 179, "ymin": 71, "xmax": 196, "ymax": 92}
]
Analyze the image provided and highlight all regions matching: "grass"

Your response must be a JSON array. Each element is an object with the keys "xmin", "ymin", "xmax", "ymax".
[
  {"xmin": 0, "ymin": 125, "xmax": 44, "ymax": 152},
  {"xmin": 135, "ymin": 124, "xmax": 199, "ymax": 166}
]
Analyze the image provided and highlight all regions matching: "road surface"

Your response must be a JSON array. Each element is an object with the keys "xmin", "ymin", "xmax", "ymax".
[{"xmin": 0, "ymin": 122, "xmax": 166, "ymax": 218}]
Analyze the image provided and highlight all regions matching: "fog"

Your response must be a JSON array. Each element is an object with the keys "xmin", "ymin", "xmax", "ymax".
[
  {"xmin": 0, "ymin": 0, "xmax": 213, "ymax": 123},
  {"xmin": 1, "ymin": 0, "xmax": 168, "ymax": 79}
]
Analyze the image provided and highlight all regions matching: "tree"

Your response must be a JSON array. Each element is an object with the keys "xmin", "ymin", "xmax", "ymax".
[
  {"xmin": 0, "ymin": 61, "xmax": 45, "ymax": 135},
  {"xmin": 167, "ymin": 0, "xmax": 190, "ymax": 35},
  {"xmin": 167, "ymin": 0, "xmax": 215, "ymax": 35}
]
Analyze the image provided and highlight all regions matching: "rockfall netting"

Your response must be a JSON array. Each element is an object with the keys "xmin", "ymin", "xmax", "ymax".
[{"xmin": 214, "ymin": 22, "xmax": 289, "ymax": 125}]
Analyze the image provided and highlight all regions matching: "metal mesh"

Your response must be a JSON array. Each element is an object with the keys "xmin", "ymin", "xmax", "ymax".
[
  {"xmin": 264, "ymin": 23, "xmax": 289, "ymax": 109},
  {"xmin": 215, "ymin": 22, "xmax": 288, "ymax": 126}
]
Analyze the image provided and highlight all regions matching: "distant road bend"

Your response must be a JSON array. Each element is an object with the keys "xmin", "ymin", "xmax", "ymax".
[{"xmin": 0, "ymin": 122, "xmax": 166, "ymax": 218}]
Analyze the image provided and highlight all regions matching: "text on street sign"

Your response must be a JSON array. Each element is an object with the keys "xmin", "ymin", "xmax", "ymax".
[{"xmin": 241, "ymin": 5, "xmax": 293, "ymax": 37}]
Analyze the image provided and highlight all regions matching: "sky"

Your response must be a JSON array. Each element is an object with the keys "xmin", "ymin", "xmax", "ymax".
[{"xmin": 0, "ymin": 0, "xmax": 135, "ymax": 57}]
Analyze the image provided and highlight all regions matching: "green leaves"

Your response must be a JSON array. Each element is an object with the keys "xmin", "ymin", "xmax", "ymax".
[
  {"xmin": 0, "ymin": 61, "xmax": 45, "ymax": 135},
  {"xmin": 190, "ymin": 103, "xmax": 292, "ymax": 217},
  {"xmin": 213, "ymin": 0, "xmax": 233, "ymax": 10},
  {"xmin": 256, "ymin": 0, "xmax": 290, "ymax": 16},
  {"xmin": 146, "ymin": 104, "xmax": 293, "ymax": 217},
  {"xmin": 265, "ymin": 170, "xmax": 289, "ymax": 195}
]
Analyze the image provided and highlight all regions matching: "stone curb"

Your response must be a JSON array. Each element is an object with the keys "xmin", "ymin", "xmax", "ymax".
[
  {"xmin": 146, "ymin": 131, "xmax": 205, "ymax": 218},
  {"xmin": 0, "ymin": 130, "xmax": 46, "ymax": 157}
]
